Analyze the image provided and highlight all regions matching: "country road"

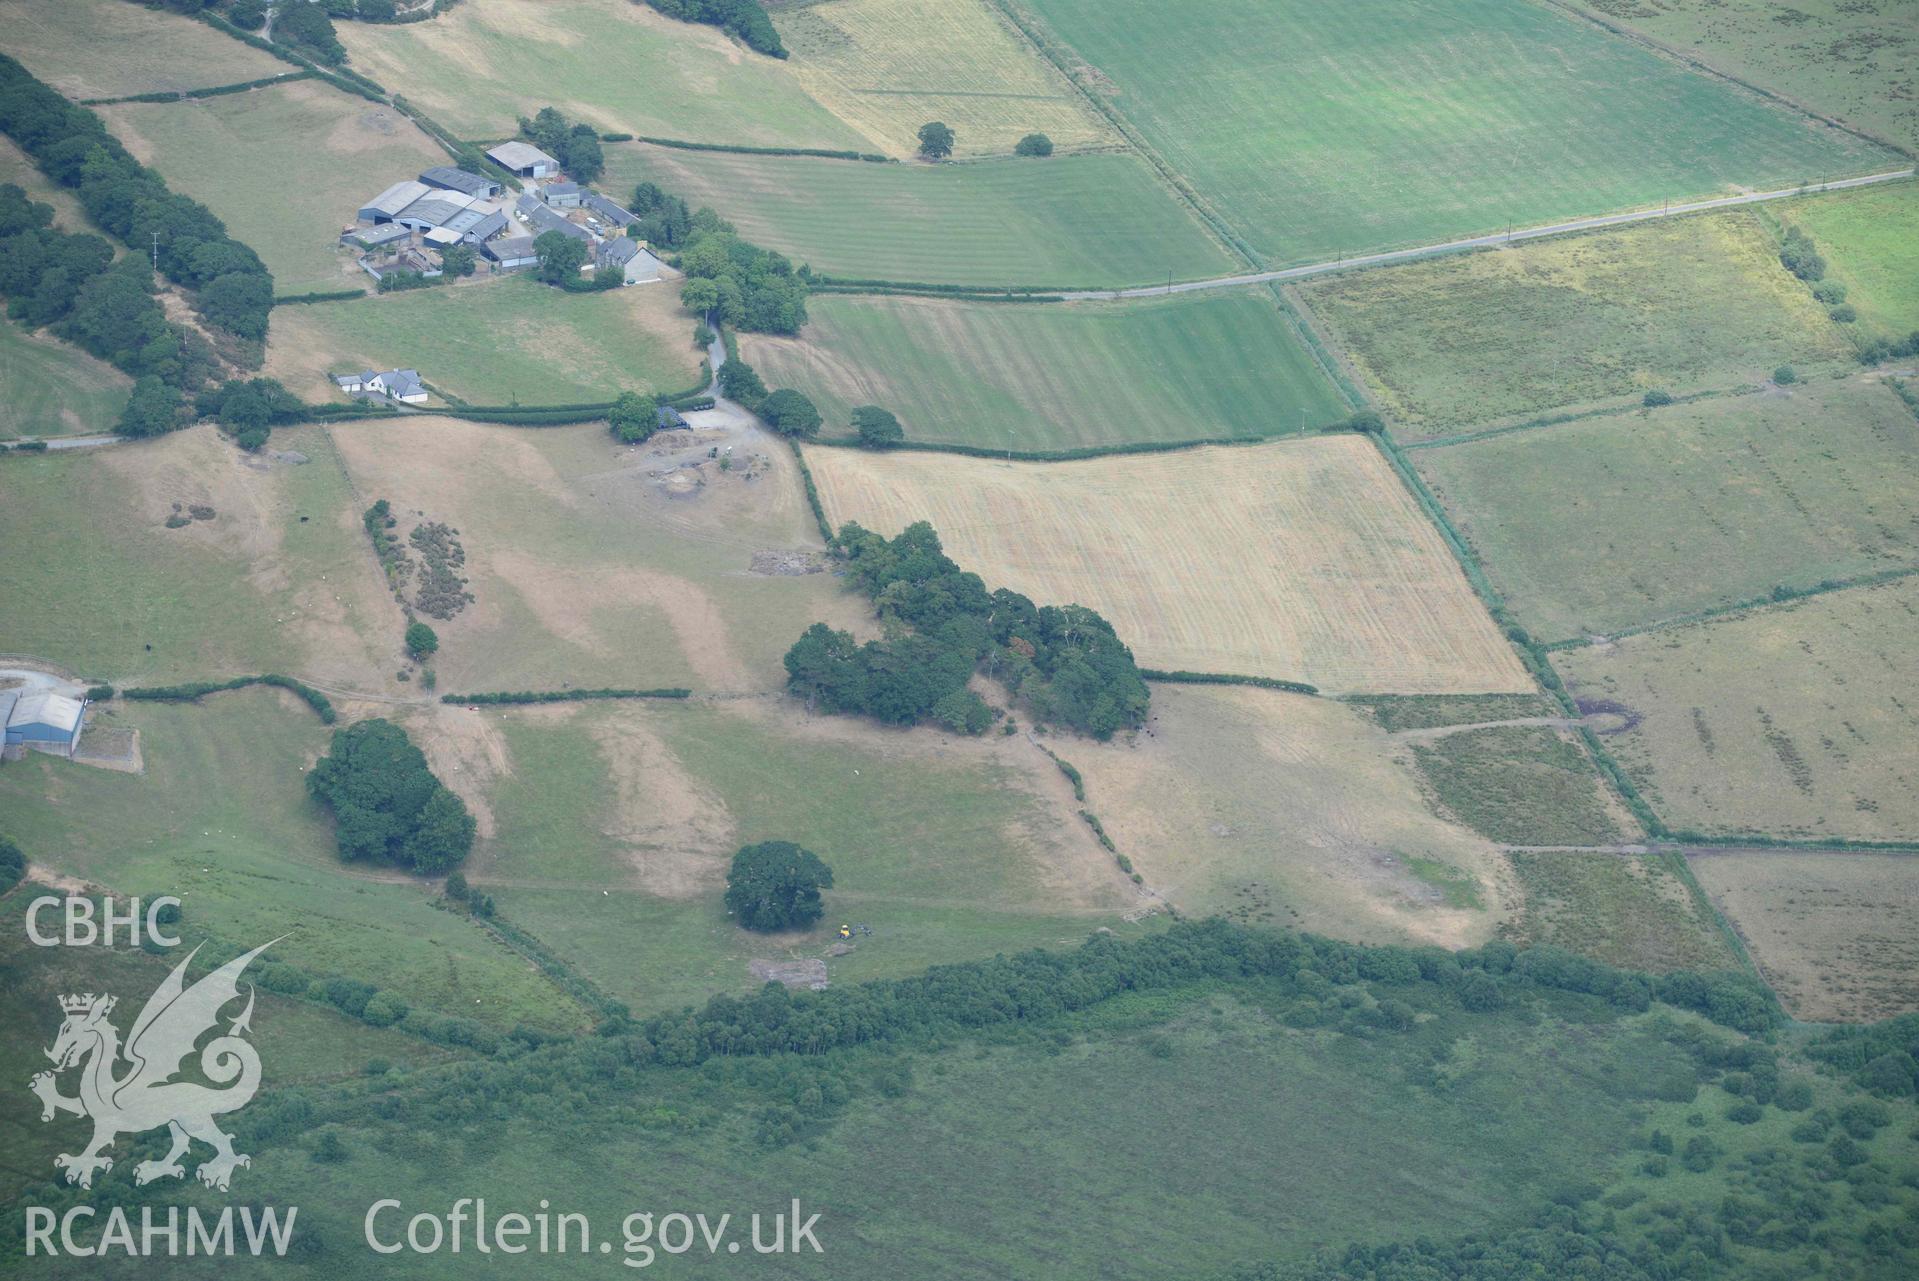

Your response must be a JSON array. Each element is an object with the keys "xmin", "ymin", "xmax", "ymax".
[{"xmin": 1061, "ymin": 168, "xmax": 1917, "ymax": 301}]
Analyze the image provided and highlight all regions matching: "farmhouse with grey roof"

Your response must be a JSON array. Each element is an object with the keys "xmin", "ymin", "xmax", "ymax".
[
  {"xmin": 487, "ymin": 140, "xmax": 560, "ymax": 178},
  {"xmin": 420, "ymin": 165, "xmax": 501, "ymax": 199},
  {"xmin": 335, "ymin": 368, "xmax": 428, "ymax": 404}
]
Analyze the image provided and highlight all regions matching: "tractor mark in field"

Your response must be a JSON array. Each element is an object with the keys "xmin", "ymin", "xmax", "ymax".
[{"xmin": 1058, "ymin": 170, "xmax": 1918, "ymax": 301}]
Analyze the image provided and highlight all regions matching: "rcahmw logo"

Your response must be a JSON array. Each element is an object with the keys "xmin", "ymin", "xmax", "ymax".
[{"xmin": 23, "ymin": 939, "xmax": 300, "ymax": 1259}]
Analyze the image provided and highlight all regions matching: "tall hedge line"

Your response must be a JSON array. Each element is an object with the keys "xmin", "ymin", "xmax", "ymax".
[{"xmin": 124, "ymin": 674, "xmax": 335, "ymax": 723}]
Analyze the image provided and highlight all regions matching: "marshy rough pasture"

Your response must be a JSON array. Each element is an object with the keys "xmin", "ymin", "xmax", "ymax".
[{"xmin": 2, "ymin": 0, "xmax": 1917, "ymax": 1276}]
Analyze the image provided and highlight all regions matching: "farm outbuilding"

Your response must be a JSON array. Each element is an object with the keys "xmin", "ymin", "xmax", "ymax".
[
  {"xmin": 486, "ymin": 140, "xmax": 560, "ymax": 179},
  {"xmin": 4, "ymin": 691, "xmax": 86, "ymax": 759},
  {"xmin": 484, "ymin": 234, "xmax": 539, "ymax": 270},
  {"xmin": 360, "ymin": 179, "xmax": 431, "ymax": 224},
  {"xmin": 420, "ymin": 165, "xmax": 501, "ymax": 199},
  {"xmin": 582, "ymin": 192, "xmax": 637, "ymax": 228},
  {"xmin": 541, "ymin": 181, "xmax": 582, "ymax": 208}
]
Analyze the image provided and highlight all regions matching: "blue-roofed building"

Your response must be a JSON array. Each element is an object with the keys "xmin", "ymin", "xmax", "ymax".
[{"xmin": 4, "ymin": 691, "xmax": 86, "ymax": 759}]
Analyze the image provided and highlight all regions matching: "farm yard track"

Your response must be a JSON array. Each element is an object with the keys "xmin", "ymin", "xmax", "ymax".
[{"xmin": 1061, "ymin": 169, "xmax": 1917, "ymax": 301}]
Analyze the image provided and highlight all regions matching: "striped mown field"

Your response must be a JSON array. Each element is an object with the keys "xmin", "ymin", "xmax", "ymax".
[
  {"xmin": 604, "ymin": 143, "xmax": 1237, "ymax": 288},
  {"xmin": 1017, "ymin": 0, "xmax": 1892, "ymax": 265},
  {"xmin": 775, "ymin": 0, "xmax": 1115, "ymax": 157},
  {"xmin": 805, "ymin": 436, "xmax": 1530, "ymax": 693},
  {"xmin": 739, "ymin": 289, "xmax": 1347, "ymax": 451}
]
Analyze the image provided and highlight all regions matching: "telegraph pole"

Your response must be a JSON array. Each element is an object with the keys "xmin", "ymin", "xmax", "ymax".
[{"xmin": 151, "ymin": 231, "xmax": 160, "ymax": 272}]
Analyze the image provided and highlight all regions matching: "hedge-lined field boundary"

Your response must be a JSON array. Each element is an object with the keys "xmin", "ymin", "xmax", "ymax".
[
  {"xmin": 122, "ymin": 674, "xmax": 336, "ymax": 723},
  {"xmin": 440, "ymin": 688, "xmax": 692, "ymax": 706},
  {"xmin": 81, "ymin": 71, "xmax": 313, "ymax": 106}
]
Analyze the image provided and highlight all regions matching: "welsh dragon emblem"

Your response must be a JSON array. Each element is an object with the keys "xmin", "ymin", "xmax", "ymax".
[{"xmin": 30, "ymin": 941, "xmax": 274, "ymax": 1191}]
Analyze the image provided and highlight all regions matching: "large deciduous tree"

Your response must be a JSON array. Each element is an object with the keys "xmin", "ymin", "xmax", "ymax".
[
  {"xmin": 724, "ymin": 841, "xmax": 834, "ymax": 932},
  {"xmin": 916, "ymin": 121, "xmax": 955, "ymax": 160}
]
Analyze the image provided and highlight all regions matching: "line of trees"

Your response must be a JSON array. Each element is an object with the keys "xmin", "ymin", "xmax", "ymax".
[
  {"xmin": 518, "ymin": 106, "xmax": 604, "ymax": 184},
  {"xmin": 0, "ymin": 54, "xmax": 279, "ymax": 433},
  {"xmin": 784, "ymin": 521, "xmax": 1150, "ymax": 738}
]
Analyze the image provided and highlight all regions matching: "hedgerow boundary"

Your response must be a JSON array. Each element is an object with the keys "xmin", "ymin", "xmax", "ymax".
[
  {"xmin": 120, "ymin": 674, "xmax": 337, "ymax": 723},
  {"xmin": 439, "ymin": 689, "xmax": 692, "ymax": 705},
  {"xmin": 1541, "ymin": 564, "xmax": 1919, "ymax": 652},
  {"xmin": 79, "ymin": 71, "xmax": 314, "ymax": 106}
]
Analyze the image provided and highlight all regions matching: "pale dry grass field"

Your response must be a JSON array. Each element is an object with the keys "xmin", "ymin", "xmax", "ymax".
[
  {"xmin": 1557, "ymin": 578, "xmax": 1919, "ymax": 841},
  {"xmin": 805, "ymin": 437, "xmax": 1530, "ymax": 693},
  {"xmin": 101, "ymin": 80, "xmax": 445, "ymax": 295},
  {"xmin": 1689, "ymin": 850, "xmax": 1919, "ymax": 1022},
  {"xmin": 328, "ymin": 416, "xmax": 870, "ymax": 695},
  {"xmin": 774, "ymin": 0, "xmax": 1116, "ymax": 157},
  {"xmin": 1062, "ymin": 684, "xmax": 1513, "ymax": 948},
  {"xmin": 0, "ymin": 0, "xmax": 285, "ymax": 100}
]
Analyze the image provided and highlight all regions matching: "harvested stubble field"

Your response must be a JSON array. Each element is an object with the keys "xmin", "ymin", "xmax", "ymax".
[
  {"xmin": 0, "ymin": 424, "xmax": 401, "ymax": 687},
  {"xmin": 0, "ymin": 0, "xmax": 286, "ymax": 101},
  {"xmin": 1407, "ymin": 725, "xmax": 1632, "ymax": 847},
  {"xmin": 329, "ymin": 416, "xmax": 869, "ymax": 695},
  {"xmin": 1688, "ymin": 848, "xmax": 1919, "ymax": 1022},
  {"xmin": 603, "ymin": 143, "xmax": 1236, "ymax": 287},
  {"xmin": 1304, "ymin": 212, "xmax": 1853, "ymax": 436},
  {"xmin": 1504, "ymin": 851, "xmax": 1734, "ymax": 974},
  {"xmin": 1783, "ymin": 182, "xmax": 1919, "ymax": 341},
  {"xmin": 738, "ymin": 289, "xmax": 1347, "ymax": 451},
  {"xmin": 0, "ymin": 320, "xmax": 130, "ymax": 438},
  {"xmin": 775, "ymin": 0, "xmax": 1115, "ymax": 157},
  {"xmin": 805, "ymin": 437, "xmax": 1530, "ymax": 693},
  {"xmin": 265, "ymin": 278, "xmax": 702, "ymax": 405},
  {"xmin": 1060, "ymin": 684, "xmax": 1511, "ymax": 948},
  {"xmin": 100, "ymin": 79, "xmax": 445, "ymax": 296},
  {"xmin": 1555, "ymin": 577, "xmax": 1919, "ymax": 842},
  {"xmin": 1412, "ymin": 379, "xmax": 1919, "ymax": 640},
  {"xmin": 1565, "ymin": 0, "xmax": 1919, "ymax": 155},
  {"xmin": 337, "ymin": 0, "xmax": 865, "ymax": 148},
  {"xmin": 1016, "ymin": 0, "xmax": 1890, "ymax": 266}
]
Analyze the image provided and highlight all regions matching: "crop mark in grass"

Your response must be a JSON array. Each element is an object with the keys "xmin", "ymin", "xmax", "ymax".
[
  {"xmin": 851, "ymin": 88, "xmax": 1070, "ymax": 101},
  {"xmin": 1404, "ymin": 858, "xmax": 1485, "ymax": 911},
  {"xmin": 1757, "ymin": 709, "xmax": 1817, "ymax": 796}
]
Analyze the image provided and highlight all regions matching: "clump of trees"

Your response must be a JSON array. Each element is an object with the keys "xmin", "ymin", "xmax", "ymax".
[
  {"xmin": 917, "ymin": 121, "xmax": 955, "ymax": 160},
  {"xmin": 677, "ymin": 220, "xmax": 809, "ymax": 334},
  {"xmin": 306, "ymin": 718, "xmax": 475, "ymax": 874},
  {"xmin": 628, "ymin": 181, "xmax": 693, "ymax": 250},
  {"xmin": 276, "ymin": 3, "xmax": 348, "ymax": 63},
  {"xmin": 196, "ymin": 375, "xmax": 307, "ymax": 450},
  {"xmin": 1777, "ymin": 222, "xmax": 1825, "ymax": 283},
  {"xmin": 533, "ymin": 230, "xmax": 589, "ymax": 285},
  {"xmin": 1014, "ymin": 133, "xmax": 1053, "ymax": 157},
  {"xmin": 784, "ymin": 521, "xmax": 1150, "ymax": 738},
  {"xmin": 713, "ymin": 358, "xmax": 817, "ymax": 435},
  {"xmin": 404, "ymin": 621, "xmax": 439, "ymax": 660},
  {"xmin": 608, "ymin": 390, "xmax": 661, "ymax": 444},
  {"xmin": 639, "ymin": 0, "xmax": 786, "ymax": 60},
  {"xmin": 724, "ymin": 841, "xmax": 834, "ymax": 932}
]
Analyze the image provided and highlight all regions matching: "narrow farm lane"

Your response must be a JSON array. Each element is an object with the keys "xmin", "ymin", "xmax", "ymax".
[{"xmin": 1060, "ymin": 168, "xmax": 1917, "ymax": 301}]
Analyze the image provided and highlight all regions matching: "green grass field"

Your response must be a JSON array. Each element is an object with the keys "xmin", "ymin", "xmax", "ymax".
[
  {"xmin": 739, "ymin": 289, "xmax": 1346, "ymax": 450},
  {"xmin": 773, "ymin": 0, "xmax": 1116, "ymax": 157},
  {"xmin": 0, "ymin": 320, "xmax": 130, "ymax": 438},
  {"xmin": 266, "ymin": 279, "xmax": 704, "ymax": 404},
  {"xmin": 604, "ymin": 142, "xmax": 1237, "ymax": 287},
  {"xmin": 1565, "ymin": 0, "xmax": 1919, "ymax": 154},
  {"xmin": 1305, "ymin": 211, "xmax": 1853, "ymax": 435},
  {"xmin": 0, "ymin": 922, "xmax": 449, "ymax": 1199},
  {"xmin": 0, "ymin": 0, "xmax": 287, "ymax": 102},
  {"xmin": 1017, "ymin": 0, "xmax": 1892, "ymax": 266},
  {"xmin": 0, "ymin": 425, "xmax": 402, "ymax": 686},
  {"xmin": 479, "ymin": 699, "xmax": 1138, "ymax": 1015},
  {"xmin": 1556, "ymin": 576, "xmax": 1919, "ymax": 842},
  {"xmin": 337, "ymin": 0, "xmax": 867, "ymax": 148},
  {"xmin": 100, "ymin": 78, "xmax": 446, "ymax": 296},
  {"xmin": 0, "ymin": 693, "xmax": 587, "ymax": 1033},
  {"xmin": 1785, "ymin": 182, "xmax": 1919, "ymax": 340},
  {"xmin": 1506, "ymin": 851, "xmax": 1734, "ymax": 973},
  {"xmin": 1408, "ymin": 725, "xmax": 1629, "ymax": 846},
  {"xmin": 1412, "ymin": 379, "xmax": 1919, "ymax": 640}
]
